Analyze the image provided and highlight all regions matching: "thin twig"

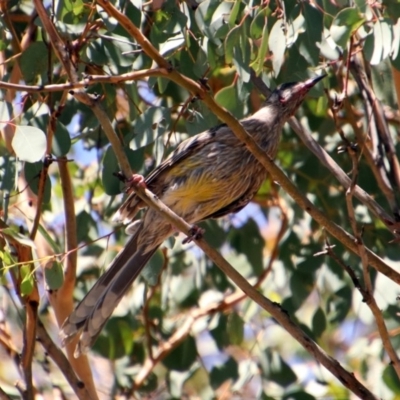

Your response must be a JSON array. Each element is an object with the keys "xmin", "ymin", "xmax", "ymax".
[
  {"xmin": 133, "ymin": 290, "xmax": 245, "ymax": 389},
  {"xmin": 116, "ymin": 177, "xmax": 378, "ymax": 399},
  {"xmin": 36, "ymin": 321, "xmax": 92, "ymax": 400},
  {"xmin": 254, "ymin": 188, "xmax": 288, "ymax": 288},
  {"xmin": 48, "ymin": 157, "xmax": 97, "ymax": 398},
  {"xmin": 328, "ymin": 94, "xmax": 400, "ymax": 377},
  {"xmin": 17, "ymin": 247, "xmax": 39, "ymax": 400},
  {"xmin": 0, "ymin": 225, "xmax": 40, "ymax": 400},
  {"xmin": 340, "ymin": 118, "xmax": 400, "ymax": 378},
  {"xmin": 322, "ymin": 244, "xmax": 400, "ymax": 379},
  {"xmin": 29, "ymin": 1, "xmax": 393, "ymax": 396},
  {"xmin": 94, "ymin": 0, "xmax": 400, "ymax": 287},
  {"xmin": 350, "ymin": 54, "xmax": 400, "ymax": 216},
  {"xmin": 0, "ymin": 68, "xmax": 165, "ymax": 93},
  {"xmin": 343, "ymin": 99, "xmax": 396, "ymax": 210}
]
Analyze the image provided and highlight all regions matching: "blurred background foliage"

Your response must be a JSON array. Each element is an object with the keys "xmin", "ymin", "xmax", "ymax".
[{"xmin": 1, "ymin": 0, "xmax": 400, "ymax": 398}]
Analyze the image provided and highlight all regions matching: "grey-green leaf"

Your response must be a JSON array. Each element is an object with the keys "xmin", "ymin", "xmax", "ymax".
[
  {"xmin": 131, "ymin": 107, "xmax": 171, "ymax": 150},
  {"xmin": 44, "ymin": 261, "xmax": 64, "ymax": 290},
  {"xmin": 12, "ymin": 126, "xmax": 46, "ymax": 163},
  {"xmin": 269, "ymin": 20, "xmax": 287, "ymax": 77}
]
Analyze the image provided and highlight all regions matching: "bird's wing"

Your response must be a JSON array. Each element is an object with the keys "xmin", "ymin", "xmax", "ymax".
[
  {"xmin": 203, "ymin": 192, "xmax": 255, "ymax": 220},
  {"xmin": 115, "ymin": 125, "xmax": 225, "ymax": 223}
]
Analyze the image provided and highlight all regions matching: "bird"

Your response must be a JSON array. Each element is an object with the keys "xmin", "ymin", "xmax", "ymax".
[{"xmin": 60, "ymin": 74, "xmax": 325, "ymax": 356}]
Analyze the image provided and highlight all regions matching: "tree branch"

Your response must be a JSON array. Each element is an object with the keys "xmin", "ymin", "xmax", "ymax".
[
  {"xmin": 0, "ymin": 68, "xmax": 166, "ymax": 93},
  {"xmin": 36, "ymin": 321, "xmax": 92, "ymax": 400},
  {"xmin": 119, "ymin": 178, "xmax": 378, "ymax": 399},
  {"xmin": 94, "ymin": 0, "xmax": 400, "ymax": 286}
]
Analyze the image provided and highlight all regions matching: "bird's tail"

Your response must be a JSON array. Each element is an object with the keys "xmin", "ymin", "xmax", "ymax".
[{"xmin": 60, "ymin": 228, "xmax": 158, "ymax": 357}]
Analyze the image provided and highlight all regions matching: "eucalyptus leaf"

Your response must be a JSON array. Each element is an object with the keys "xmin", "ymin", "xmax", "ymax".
[{"xmin": 12, "ymin": 126, "xmax": 46, "ymax": 163}]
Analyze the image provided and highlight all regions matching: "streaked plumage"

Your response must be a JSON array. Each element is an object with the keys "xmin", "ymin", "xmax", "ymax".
[{"xmin": 60, "ymin": 75, "xmax": 324, "ymax": 356}]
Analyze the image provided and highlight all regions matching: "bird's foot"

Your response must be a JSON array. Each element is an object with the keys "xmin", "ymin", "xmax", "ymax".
[
  {"xmin": 125, "ymin": 174, "xmax": 147, "ymax": 193},
  {"xmin": 182, "ymin": 225, "xmax": 205, "ymax": 244}
]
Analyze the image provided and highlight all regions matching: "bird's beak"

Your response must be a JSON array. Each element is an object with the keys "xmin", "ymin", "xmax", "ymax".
[{"xmin": 303, "ymin": 74, "xmax": 326, "ymax": 90}]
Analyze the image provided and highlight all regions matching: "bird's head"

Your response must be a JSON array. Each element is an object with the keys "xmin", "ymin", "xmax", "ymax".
[{"xmin": 265, "ymin": 74, "xmax": 326, "ymax": 119}]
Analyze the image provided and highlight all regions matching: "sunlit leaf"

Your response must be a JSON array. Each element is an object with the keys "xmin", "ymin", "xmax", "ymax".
[
  {"xmin": 269, "ymin": 19, "xmax": 287, "ymax": 76},
  {"xmin": 330, "ymin": 8, "xmax": 365, "ymax": 48},
  {"xmin": 44, "ymin": 261, "xmax": 64, "ymax": 290},
  {"xmin": 12, "ymin": 126, "xmax": 46, "ymax": 163}
]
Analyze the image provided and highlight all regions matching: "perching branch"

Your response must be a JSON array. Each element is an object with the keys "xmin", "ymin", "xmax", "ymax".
[
  {"xmin": 27, "ymin": 1, "xmax": 396, "ymax": 397},
  {"xmin": 93, "ymin": 0, "xmax": 400, "ymax": 287},
  {"xmin": 36, "ymin": 321, "xmax": 92, "ymax": 400},
  {"xmin": 115, "ymin": 177, "xmax": 378, "ymax": 399}
]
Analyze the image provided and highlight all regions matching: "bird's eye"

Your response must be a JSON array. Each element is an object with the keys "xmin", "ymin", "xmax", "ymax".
[{"xmin": 279, "ymin": 93, "xmax": 287, "ymax": 104}]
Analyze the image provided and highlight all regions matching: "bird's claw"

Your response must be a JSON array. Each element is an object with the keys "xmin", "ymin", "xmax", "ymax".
[
  {"xmin": 182, "ymin": 225, "xmax": 205, "ymax": 244},
  {"xmin": 125, "ymin": 174, "xmax": 147, "ymax": 193}
]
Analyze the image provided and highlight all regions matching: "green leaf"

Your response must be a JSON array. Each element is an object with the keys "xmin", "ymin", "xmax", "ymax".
[
  {"xmin": 228, "ymin": 218, "xmax": 264, "ymax": 275},
  {"xmin": 250, "ymin": 14, "xmax": 269, "ymax": 75},
  {"xmin": 12, "ymin": 126, "xmax": 46, "ymax": 163},
  {"xmin": 86, "ymin": 39, "xmax": 109, "ymax": 65},
  {"xmin": 102, "ymin": 146, "xmax": 145, "ymax": 195},
  {"xmin": 312, "ymin": 307, "xmax": 327, "ymax": 338},
  {"xmin": 283, "ymin": 390, "xmax": 316, "ymax": 400},
  {"xmin": 20, "ymin": 42, "xmax": 49, "ymax": 83},
  {"xmin": 61, "ymin": 0, "xmax": 84, "ymax": 17},
  {"xmin": 0, "ymin": 155, "xmax": 16, "ymax": 194},
  {"xmin": 0, "ymin": 227, "xmax": 36, "ymax": 248},
  {"xmin": 319, "ymin": 35, "xmax": 340, "ymax": 60},
  {"xmin": 299, "ymin": 4, "xmax": 323, "ymax": 64},
  {"xmin": 215, "ymin": 84, "xmax": 243, "ymax": 117},
  {"xmin": 210, "ymin": 357, "xmax": 239, "ymax": 389},
  {"xmin": 365, "ymin": 19, "xmax": 392, "ymax": 65},
  {"xmin": 327, "ymin": 285, "xmax": 352, "ymax": 324},
  {"xmin": 44, "ymin": 261, "xmax": 64, "ymax": 290},
  {"xmin": 53, "ymin": 121, "xmax": 71, "ymax": 156},
  {"xmin": 20, "ymin": 264, "xmax": 34, "ymax": 296},
  {"xmin": 141, "ymin": 250, "xmax": 164, "ymax": 286},
  {"xmin": 24, "ymin": 161, "xmax": 52, "ymax": 203},
  {"xmin": 210, "ymin": 313, "xmax": 229, "ymax": 349},
  {"xmin": 228, "ymin": 0, "xmax": 242, "ymax": 28},
  {"xmin": 95, "ymin": 4, "xmax": 118, "ymax": 31},
  {"xmin": 0, "ymin": 249, "xmax": 17, "ymax": 270},
  {"xmin": 209, "ymin": 1, "xmax": 233, "ymax": 42},
  {"xmin": 330, "ymin": 8, "xmax": 365, "ymax": 48},
  {"xmin": 194, "ymin": 0, "xmax": 216, "ymax": 39},
  {"xmin": 159, "ymin": 32, "xmax": 185, "ymax": 57},
  {"xmin": 202, "ymin": 219, "xmax": 227, "ymax": 249},
  {"xmin": 383, "ymin": 0, "xmax": 400, "ymax": 19},
  {"xmin": 259, "ymin": 349, "xmax": 297, "ymax": 387},
  {"xmin": 76, "ymin": 210, "xmax": 98, "ymax": 242},
  {"xmin": 225, "ymin": 26, "xmax": 241, "ymax": 64},
  {"xmin": 289, "ymin": 269, "xmax": 314, "ymax": 310},
  {"xmin": 193, "ymin": 46, "xmax": 209, "ymax": 78},
  {"xmin": 383, "ymin": 363, "xmax": 400, "ymax": 394},
  {"xmin": 227, "ymin": 312, "xmax": 244, "ymax": 345},
  {"xmin": 250, "ymin": 7, "xmax": 268, "ymax": 39},
  {"xmin": 185, "ymin": 102, "xmax": 219, "ymax": 135},
  {"xmin": 162, "ymin": 335, "xmax": 197, "ymax": 371},
  {"xmin": 269, "ymin": 19, "xmax": 287, "ymax": 77},
  {"xmin": 391, "ymin": 18, "xmax": 400, "ymax": 68},
  {"xmin": 99, "ymin": 317, "xmax": 136, "ymax": 359},
  {"xmin": 131, "ymin": 107, "xmax": 171, "ymax": 150},
  {"xmin": 232, "ymin": 43, "xmax": 251, "ymax": 83},
  {"xmin": 37, "ymin": 224, "xmax": 61, "ymax": 254},
  {"xmin": 380, "ymin": 19, "xmax": 393, "ymax": 61}
]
